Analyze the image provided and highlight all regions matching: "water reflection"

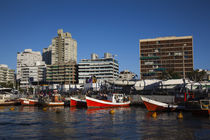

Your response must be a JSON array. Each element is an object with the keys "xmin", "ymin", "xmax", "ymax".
[
  {"xmin": 0, "ymin": 106, "xmax": 209, "ymax": 139},
  {"xmin": 19, "ymin": 106, "xmax": 37, "ymax": 112}
]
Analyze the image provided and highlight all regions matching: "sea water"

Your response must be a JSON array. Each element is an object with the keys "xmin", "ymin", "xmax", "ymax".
[{"xmin": 0, "ymin": 106, "xmax": 209, "ymax": 139}]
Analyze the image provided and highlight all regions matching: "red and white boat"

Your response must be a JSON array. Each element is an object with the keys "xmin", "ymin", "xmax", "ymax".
[
  {"xmin": 20, "ymin": 98, "xmax": 38, "ymax": 106},
  {"xmin": 140, "ymin": 96, "xmax": 183, "ymax": 112},
  {"xmin": 38, "ymin": 91, "xmax": 64, "ymax": 106},
  {"xmin": 85, "ymin": 93, "xmax": 130, "ymax": 108},
  {"xmin": 70, "ymin": 97, "xmax": 87, "ymax": 107}
]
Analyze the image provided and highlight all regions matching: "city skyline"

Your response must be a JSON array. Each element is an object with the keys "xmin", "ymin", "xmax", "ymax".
[{"xmin": 0, "ymin": 0, "xmax": 210, "ymax": 77}]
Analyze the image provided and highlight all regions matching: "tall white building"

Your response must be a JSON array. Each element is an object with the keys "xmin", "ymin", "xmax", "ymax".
[
  {"xmin": 0, "ymin": 64, "xmax": 15, "ymax": 84},
  {"xmin": 17, "ymin": 49, "xmax": 46, "ymax": 88},
  {"xmin": 51, "ymin": 29, "xmax": 77, "ymax": 64},
  {"xmin": 78, "ymin": 53, "xmax": 119, "ymax": 84}
]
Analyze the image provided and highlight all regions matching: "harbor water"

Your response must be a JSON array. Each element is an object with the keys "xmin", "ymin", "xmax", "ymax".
[{"xmin": 0, "ymin": 106, "xmax": 209, "ymax": 139}]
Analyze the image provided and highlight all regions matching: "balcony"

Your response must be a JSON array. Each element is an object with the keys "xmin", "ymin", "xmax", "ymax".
[
  {"xmin": 140, "ymin": 56, "xmax": 160, "ymax": 60},
  {"xmin": 154, "ymin": 68, "xmax": 166, "ymax": 71}
]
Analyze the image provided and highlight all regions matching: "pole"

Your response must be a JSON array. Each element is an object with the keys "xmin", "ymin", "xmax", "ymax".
[{"xmin": 182, "ymin": 44, "xmax": 186, "ymax": 79}]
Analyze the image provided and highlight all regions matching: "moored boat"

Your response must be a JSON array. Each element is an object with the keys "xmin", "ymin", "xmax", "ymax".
[
  {"xmin": 85, "ymin": 93, "xmax": 130, "ymax": 108},
  {"xmin": 185, "ymin": 99, "xmax": 210, "ymax": 116},
  {"xmin": 0, "ymin": 94, "xmax": 20, "ymax": 106},
  {"xmin": 38, "ymin": 90, "xmax": 64, "ymax": 106},
  {"xmin": 70, "ymin": 97, "xmax": 87, "ymax": 107},
  {"xmin": 20, "ymin": 98, "xmax": 38, "ymax": 106},
  {"xmin": 140, "ymin": 96, "xmax": 183, "ymax": 112}
]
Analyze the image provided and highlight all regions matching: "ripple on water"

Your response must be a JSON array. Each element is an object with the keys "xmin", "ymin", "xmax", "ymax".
[{"xmin": 0, "ymin": 106, "xmax": 209, "ymax": 139}]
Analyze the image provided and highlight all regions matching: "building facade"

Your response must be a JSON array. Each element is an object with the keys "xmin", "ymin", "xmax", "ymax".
[
  {"xmin": 139, "ymin": 36, "xmax": 193, "ymax": 79},
  {"xmin": 119, "ymin": 70, "xmax": 136, "ymax": 80},
  {"xmin": 45, "ymin": 29, "xmax": 78, "ymax": 85},
  {"xmin": 0, "ymin": 64, "xmax": 15, "ymax": 84},
  {"xmin": 78, "ymin": 53, "xmax": 119, "ymax": 84},
  {"xmin": 17, "ymin": 49, "xmax": 46, "ymax": 88},
  {"xmin": 42, "ymin": 45, "xmax": 52, "ymax": 65},
  {"xmin": 51, "ymin": 29, "xmax": 77, "ymax": 64},
  {"xmin": 46, "ymin": 61, "xmax": 77, "ymax": 84}
]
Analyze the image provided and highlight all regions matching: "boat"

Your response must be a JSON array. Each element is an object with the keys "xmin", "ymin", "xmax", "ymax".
[
  {"xmin": 185, "ymin": 99, "xmax": 210, "ymax": 116},
  {"xmin": 0, "ymin": 93, "xmax": 20, "ymax": 106},
  {"xmin": 199, "ymin": 99, "xmax": 210, "ymax": 116},
  {"xmin": 19, "ymin": 97, "xmax": 38, "ymax": 106},
  {"xmin": 38, "ymin": 90, "xmax": 64, "ymax": 106},
  {"xmin": 70, "ymin": 97, "xmax": 87, "ymax": 107},
  {"xmin": 140, "ymin": 96, "xmax": 183, "ymax": 112},
  {"xmin": 85, "ymin": 93, "xmax": 130, "ymax": 108}
]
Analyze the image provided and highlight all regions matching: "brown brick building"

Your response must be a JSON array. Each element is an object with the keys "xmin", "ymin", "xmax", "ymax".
[
  {"xmin": 139, "ymin": 36, "xmax": 193, "ymax": 79},
  {"xmin": 46, "ymin": 61, "xmax": 78, "ymax": 84}
]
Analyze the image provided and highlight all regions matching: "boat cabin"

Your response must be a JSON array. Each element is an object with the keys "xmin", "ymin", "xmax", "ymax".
[
  {"xmin": 52, "ymin": 94, "xmax": 62, "ymax": 102},
  {"xmin": 107, "ymin": 93, "xmax": 126, "ymax": 103}
]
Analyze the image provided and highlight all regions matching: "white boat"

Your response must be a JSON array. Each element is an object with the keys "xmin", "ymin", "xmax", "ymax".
[{"xmin": 0, "ymin": 94, "xmax": 20, "ymax": 105}]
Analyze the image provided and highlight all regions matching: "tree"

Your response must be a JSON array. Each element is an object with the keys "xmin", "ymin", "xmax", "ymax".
[
  {"xmin": 159, "ymin": 70, "xmax": 181, "ymax": 80},
  {"xmin": 187, "ymin": 69, "xmax": 207, "ymax": 82}
]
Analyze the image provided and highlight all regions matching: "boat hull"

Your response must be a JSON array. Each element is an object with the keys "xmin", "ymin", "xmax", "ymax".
[
  {"xmin": 86, "ymin": 96, "xmax": 130, "ymax": 108},
  {"xmin": 44, "ymin": 102, "xmax": 64, "ymax": 106},
  {"xmin": 140, "ymin": 96, "xmax": 180, "ymax": 112},
  {"xmin": 20, "ymin": 98, "xmax": 38, "ymax": 106},
  {"xmin": 185, "ymin": 100, "xmax": 210, "ymax": 117},
  {"xmin": 0, "ymin": 101, "xmax": 20, "ymax": 106},
  {"xmin": 70, "ymin": 97, "xmax": 87, "ymax": 107}
]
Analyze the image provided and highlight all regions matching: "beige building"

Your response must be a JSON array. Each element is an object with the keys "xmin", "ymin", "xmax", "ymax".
[
  {"xmin": 139, "ymin": 36, "xmax": 193, "ymax": 79},
  {"xmin": 46, "ymin": 29, "xmax": 78, "ymax": 84},
  {"xmin": 51, "ymin": 29, "xmax": 77, "ymax": 64},
  {"xmin": 0, "ymin": 64, "xmax": 15, "ymax": 84}
]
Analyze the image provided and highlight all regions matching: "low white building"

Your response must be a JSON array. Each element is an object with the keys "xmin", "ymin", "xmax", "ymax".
[
  {"xmin": 78, "ymin": 53, "xmax": 119, "ymax": 84},
  {"xmin": 119, "ymin": 70, "xmax": 137, "ymax": 80}
]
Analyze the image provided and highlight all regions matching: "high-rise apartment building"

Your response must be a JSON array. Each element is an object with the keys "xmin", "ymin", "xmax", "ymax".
[
  {"xmin": 139, "ymin": 36, "xmax": 193, "ymax": 79},
  {"xmin": 51, "ymin": 29, "xmax": 77, "ymax": 64},
  {"xmin": 46, "ymin": 29, "xmax": 78, "ymax": 84},
  {"xmin": 0, "ymin": 64, "xmax": 15, "ymax": 84},
  {"xmin": 17, "ymin": 49, "xmax": 46, "ymax": 88},
  {"xmin": 78, "ymin": 53, "xmax": 119, "ymax": 84},
  {"xmin": 42, "ymin": 45, "xmax": 52, "ymax": 65}
]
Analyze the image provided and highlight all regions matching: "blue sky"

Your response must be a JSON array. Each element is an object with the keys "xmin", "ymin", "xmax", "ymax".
[{"xmin": 0, "ymin": 0, "xmax": 210, "ymax": 77}]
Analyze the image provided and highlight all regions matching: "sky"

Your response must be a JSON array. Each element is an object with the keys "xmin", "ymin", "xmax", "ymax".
[{"xmin": 0, "ymin": 0, "xmax": 210, "ymax": 77}]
